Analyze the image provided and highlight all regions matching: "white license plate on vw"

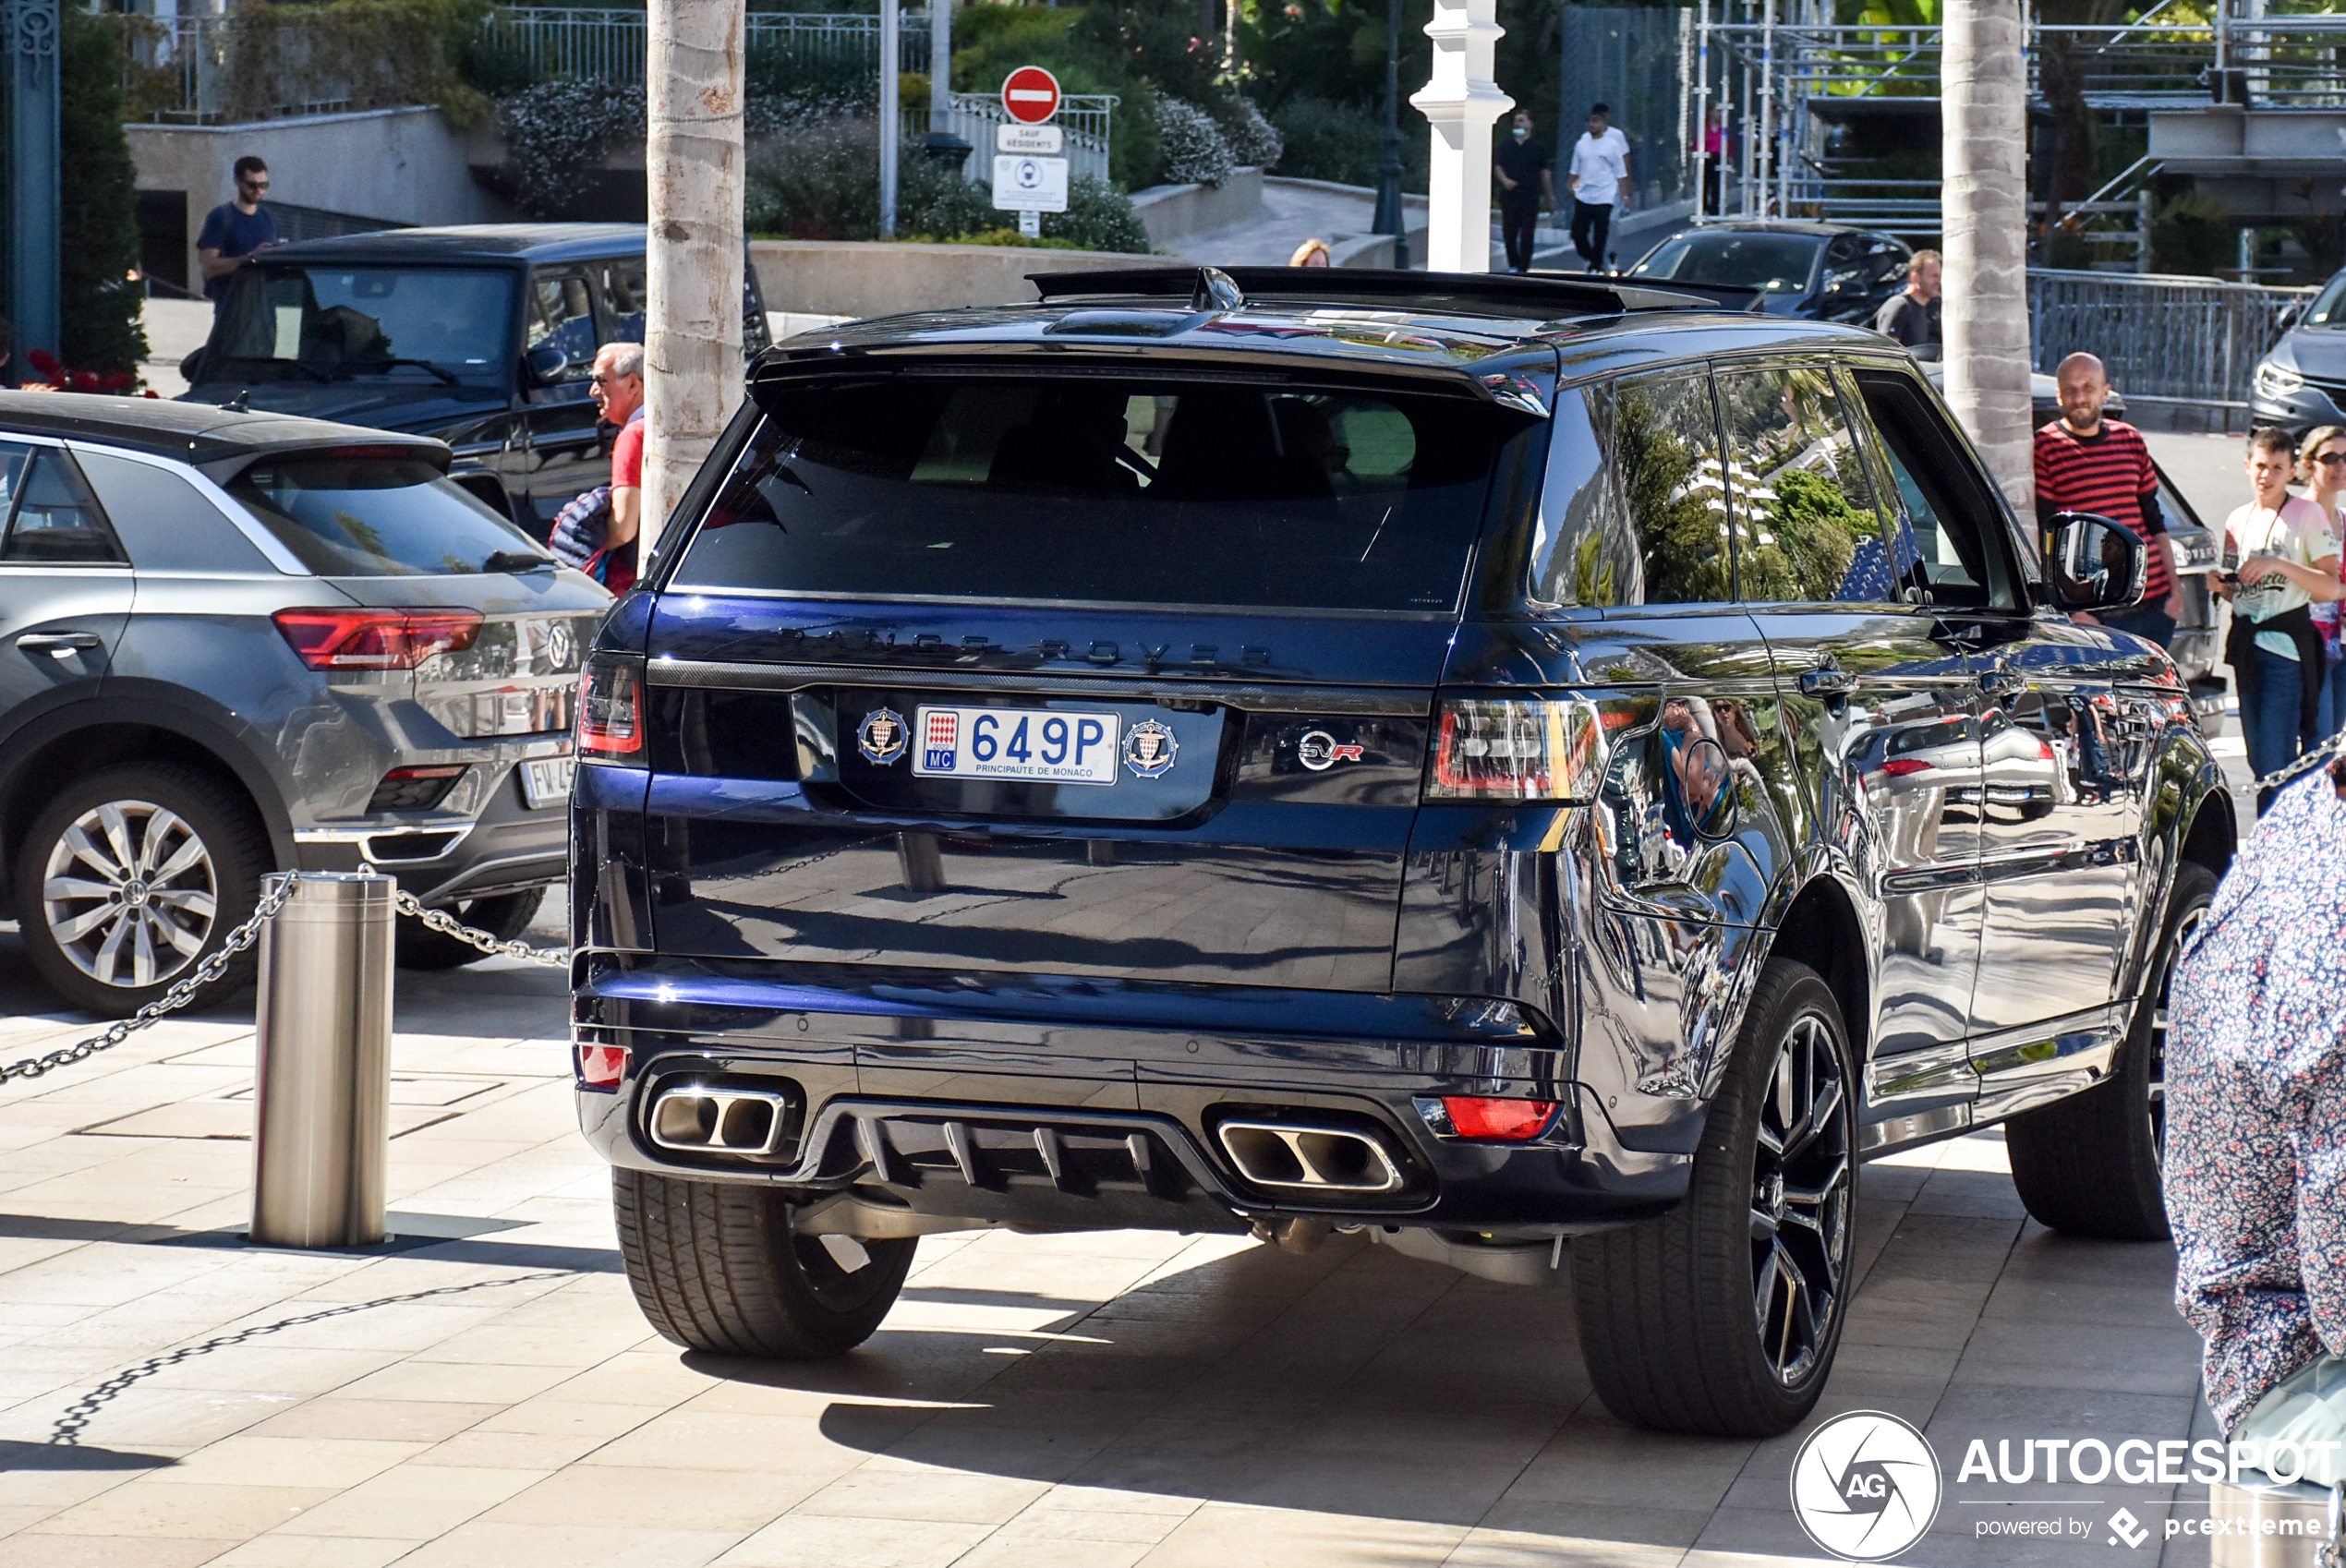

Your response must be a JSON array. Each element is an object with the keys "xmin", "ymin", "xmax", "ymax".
[
  {"xmin": 520, "ymin": 756, "xmax": 574, "ymax": 807},
  {"xmin": 912, "ymin": 706, "xmax": 1119, "ymax": 785}
]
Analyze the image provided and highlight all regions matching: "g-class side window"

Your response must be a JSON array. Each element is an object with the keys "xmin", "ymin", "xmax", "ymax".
[
  {"xmin": 1526, "ymin": 368, "xmax": 1731, "ymax": 608},
  {"xmin": 1712, "ymin": 361, "xmax": 1897, "ymax": 604}
]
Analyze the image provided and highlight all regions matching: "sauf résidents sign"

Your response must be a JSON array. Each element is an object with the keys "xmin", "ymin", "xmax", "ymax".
[{"xmin": 992, "ymin": 66, "xmax": 1069, "ymax": 237}]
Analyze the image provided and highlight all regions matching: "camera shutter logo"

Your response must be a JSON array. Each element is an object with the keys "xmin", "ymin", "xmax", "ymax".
[{"xmin": 1789, "ymin": 1409, "xmax": 1942, "ymax": 1562}]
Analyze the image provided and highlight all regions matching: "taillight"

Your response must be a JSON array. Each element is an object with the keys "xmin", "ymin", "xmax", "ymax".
[
  {"xmin": 1427, "ymin": 697, "xmax": 1601, "ymax": 801},
  {"xmin": 1416, "ymin": 1095, "xmax": 1559, "ymax": 1140},
  {"xmin": 576, "ymin": 1043, "xmax": 627, "ymax": 1091},
  {"xmin": 273, "ymin": 608, "xmax": 481, "ymax": 670},
  {"xmin": 1880, "ymin": 758, "xmax": 1932, "ymax": 778},
  {"xmin": 577, "ymin": 656, "xmax": 645, "ymax": 761}
]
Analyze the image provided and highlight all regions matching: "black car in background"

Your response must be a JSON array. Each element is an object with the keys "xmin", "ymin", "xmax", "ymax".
[
  {"xmin": 572, "ymin": 265, "xmax": 2231, "ymax": 1439},
  {"xmin": 1624, "ymin": 220, "xmax": 1914, "ymax": 324},
  {"xmin": 2251, "ymin": 265, "xmax": 2346, "ymax": 434},
  {"xmin": 180, "ymin": 224, "xmax": 770, "ymax": 538}
]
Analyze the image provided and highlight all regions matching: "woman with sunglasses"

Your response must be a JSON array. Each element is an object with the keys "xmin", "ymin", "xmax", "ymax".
[{"xmin": 2301, "ymin": 425, "xmax": 2346, "ymax": 739}]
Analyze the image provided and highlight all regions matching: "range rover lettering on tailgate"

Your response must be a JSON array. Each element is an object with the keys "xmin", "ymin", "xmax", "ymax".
[{"xmin": 570, "ymin": 267, "xmax": 2231, "ymax": 1436}]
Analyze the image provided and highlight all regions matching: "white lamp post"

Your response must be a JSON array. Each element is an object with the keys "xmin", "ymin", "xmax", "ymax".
[{"xmin": 1410, "ymin": 0, "xmax": 1512, "ymax": 274}]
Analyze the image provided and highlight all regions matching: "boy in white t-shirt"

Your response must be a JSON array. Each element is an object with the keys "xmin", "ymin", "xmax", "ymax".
[
  {"xmin": 1567, "ymin": 103, "xmax": 1633, "ymax": 275},
  {"xmin": 2213, "ymin": 426, "xmax": 2346, "ymax": 808}
]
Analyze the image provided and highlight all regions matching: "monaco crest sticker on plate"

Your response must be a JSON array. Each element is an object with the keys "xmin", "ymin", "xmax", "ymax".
[
  {"xmin": 858, "ymin": 707, "xmax": 909, "ymax": 766},
  {"xmin": 1122, "ymin": 719, "xmax": 1179, "ymax": 778}
]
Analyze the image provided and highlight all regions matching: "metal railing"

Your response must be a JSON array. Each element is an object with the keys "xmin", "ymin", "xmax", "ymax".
[
  {"xmin": 480, "ymin": 7, "xmax": 934, "ymax": 89},
  {"xmin": 904, "ymin": 92, "xmax": 1118, "ymax": 187},
  {"xmin": 2028, "ymin": 268, "xmax": 2316, "ymax": 408}
]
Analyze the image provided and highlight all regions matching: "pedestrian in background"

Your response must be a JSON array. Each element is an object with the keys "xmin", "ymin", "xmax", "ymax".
[
  {"xmin": 197, "ymin": 156, "xmax": 278, "ymax": 313},
  {"xmin": 1698, "ymin": 103, "xmax": 1730, "ymax": 217},
  {"xmin": 1872, "ymin": 249, "xmax": 1942, "ymax": 354},
  {"xmin": 2034, "ymin": 351, "xmax": 2181, "ymax": 645},
  {"xmin": 2299, "ymin": 424, "xmax": 2346, "ymax": 737},
  {"xmin": 2214, "ymin": 426, "xmax": 2344, "ymax": 811},
  {"xmin": 1288, "ymin": 237, "xmax": 1332, "ymax": 268},
  {"xmin": 1493, "ymin": 111, "xmax": 1555, "ymax": 275},
  {"xmin": 1566, "ymin": 103, "xmax": 1631, "ymax": 275},
  {"xmin": 588, "ymin": 342, "xmax": 647, "ymax": 595}
]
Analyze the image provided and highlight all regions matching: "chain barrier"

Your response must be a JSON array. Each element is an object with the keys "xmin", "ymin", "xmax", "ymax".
[
  {"xmin": 2246, "ymin": 730, "xmax": 2346, "ymax": 796},
  {"xmin": 391, "ymin": 889, "xmax": 568, "ymax": 969},
  {"xmin": 0, "ymin": 881, "xmax": 565, "ymax": 1088}
]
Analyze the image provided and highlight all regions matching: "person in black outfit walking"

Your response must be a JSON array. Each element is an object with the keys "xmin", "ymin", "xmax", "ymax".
[{"xmin": 1493, "ymin": 111, "xmax": 1556, "ymax": 274}]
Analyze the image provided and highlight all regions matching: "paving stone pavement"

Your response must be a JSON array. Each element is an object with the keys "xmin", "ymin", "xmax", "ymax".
[{"xmin": 0, "ymin": 892, "xmax": 2233, "ymax": 1568}]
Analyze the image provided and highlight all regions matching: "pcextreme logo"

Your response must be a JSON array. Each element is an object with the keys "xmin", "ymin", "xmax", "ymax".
[{"xmin": 1790, "ymin": 1410, "xmax": 1944, "ymax": 1562}]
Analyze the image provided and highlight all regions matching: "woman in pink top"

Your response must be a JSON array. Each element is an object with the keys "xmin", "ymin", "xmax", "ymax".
[{"xmin": 2301, "ymin": 424, "xmax": 2346, "ymax": 738}]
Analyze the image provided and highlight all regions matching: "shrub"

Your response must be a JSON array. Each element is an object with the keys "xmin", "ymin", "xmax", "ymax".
[
  {"xmin": 60, "ymin": 7, "xmax": 147, "ymax": 376},
  {"xmin": 897, "ymin": 153, "xmax": 1000, "ymax": 241},
  {"xmin": 1155, "ymin": 98, "xmax": 1235, "ymax": 188},
  {"xmin": 1214, "ymin": 94, "xmax": 1283, "ymax": 170},
  {"xmin": 1045, "ymin": 175, "xmax": 1153, "ymax": 253},
  {"xmin": 1270, "ymin": 94, "xmax": 1378, "ymax": 187},
  {"xmin": 744, "ymin": 114, "xmax": 883, "ymax": 239},
  {"xmin": 496, "ymin": 78, "xmax": 644, "ymax": 221}
]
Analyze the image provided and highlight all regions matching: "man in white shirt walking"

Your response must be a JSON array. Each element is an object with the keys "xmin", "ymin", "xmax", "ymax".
[{"xmin": 1567, "ymin": 104, "xmax": 1633, "ymax": 275}]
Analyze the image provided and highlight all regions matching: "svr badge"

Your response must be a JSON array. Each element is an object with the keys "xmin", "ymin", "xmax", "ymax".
[
  {"xmin": 858, "ymin": 707, "xmax": 908, "ymax": 766},
  {"xmin": 1122, "ymin": 719, "xmax": 1179, "ymax": 778},
  {"xmin": 1297, "ymin": 730, "xmax": 1366, "ymax": 771}
]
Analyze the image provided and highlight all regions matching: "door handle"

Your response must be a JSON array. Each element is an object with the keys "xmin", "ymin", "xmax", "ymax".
[
  {"xmin": 1977, "ymin": 661, "xmax": 2023, "ymax": 699},
  {"xmin": 1798, "ymin": 667, "xmax": 1856, "ymax": 697},
  {"xmin": 18, "ymin": 632, "xmax": 103, "ymax": 658}
]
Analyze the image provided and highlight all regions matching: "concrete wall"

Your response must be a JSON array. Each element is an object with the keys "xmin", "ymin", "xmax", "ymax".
[
  {"xmin": 129, "ymin": 107, "xmax": 512, "ymax": 290},
  {"xmin": 1131, "ymin": 167, "xmax": 1266, "ymax": 247},
  {"xmin": 751, "ymin": 240, "xmax": 1166, "ymax": 321}
]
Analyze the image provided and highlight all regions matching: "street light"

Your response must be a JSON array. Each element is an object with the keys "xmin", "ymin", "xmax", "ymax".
[{"xmin": 1373, "ymin": 0, "xmax": 1409, "ymax": 269}]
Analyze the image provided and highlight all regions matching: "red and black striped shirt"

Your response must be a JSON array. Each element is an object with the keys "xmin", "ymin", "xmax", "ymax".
[{"xmin": 2034, "ymin": 417, "xmax": 2170, "ymax": 601}]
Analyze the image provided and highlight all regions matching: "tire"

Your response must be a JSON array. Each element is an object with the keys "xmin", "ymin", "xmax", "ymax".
[
  {"xmin": 396, "ymin": 889, "xmax": 547, "ymax": 971},
  {"xmin": 1572, "ymin": 958, "xmax": 1858, "ymax": 1437},
  {"xmin": 14, "ymin": 762, "xmax": 271, "ymax": 1018},
  {"xmin": 613, "ymin": 1168, "xmax": 914, "ymax": 1357},
  {"xmin": 2004, "ymin": 859, "xmax": 2217, "ymax": 1242}
]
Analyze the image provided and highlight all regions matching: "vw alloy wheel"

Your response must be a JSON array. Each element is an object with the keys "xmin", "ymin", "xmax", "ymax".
[
  {"xmin": 1752, "ymin": 1011, "xmax": 1855, "ymax": 1388},
  {"xmin": 41, "ymin": 801, "xmax": 220, "ymax": 992}
]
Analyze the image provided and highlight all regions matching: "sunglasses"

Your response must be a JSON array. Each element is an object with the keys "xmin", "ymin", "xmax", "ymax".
[
  {"xmin": 239, "ymin": 178, "xmax": 269, "ymax": 190},
  {"xmin": 2317, "ymin": 452, "xmax": 2346, "ymax": 466}
]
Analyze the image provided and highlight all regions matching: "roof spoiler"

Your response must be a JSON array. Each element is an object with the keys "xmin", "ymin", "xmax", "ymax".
[{"xmin": 1027, "ymin": 265, "xmax": 1714, "ymax": 318}]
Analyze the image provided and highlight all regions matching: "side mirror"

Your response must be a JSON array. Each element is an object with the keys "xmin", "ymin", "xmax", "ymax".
[
  {"xmin": 524, "ymin": 343, "xmax": 569, "ymax": 387},
  {"xmin": 2046, "ymin": 511, "xmax": 2148, "ymax": 615},
  {"xmin": 2277, "ymin": 302, "xmax": 2304, "ymax": 333}
]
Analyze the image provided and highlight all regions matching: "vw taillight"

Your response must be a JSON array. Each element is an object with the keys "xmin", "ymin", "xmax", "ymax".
[
  {"xmin": 1427, "ymin": 697, "xmax": 1602, "ymax": 802},
  {"xmin": 576, "ymin": 656, "xmax": 645, "ymax": 762},
  {"xmin": 272, "ymin": 609, "xmax": 481, "ymax": 669}
]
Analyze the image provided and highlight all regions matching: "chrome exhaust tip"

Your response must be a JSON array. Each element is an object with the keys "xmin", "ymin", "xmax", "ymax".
[
  {"xmin": 1215, "ymin": 1120, "xmax": 1404, "ymax": 1193},
  {"xmin": 647, "ymin": 1085, "xmax": 793, "ymax": 1156}
]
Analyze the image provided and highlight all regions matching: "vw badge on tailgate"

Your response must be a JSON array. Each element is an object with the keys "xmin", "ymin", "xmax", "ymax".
[
  {"xmin": 1123, "ymin": 719, "xmax": 1179, "ymax": 778},
  {"xmin": 858, "ymin": 707, "xmax": 909, "ymax": 766}
]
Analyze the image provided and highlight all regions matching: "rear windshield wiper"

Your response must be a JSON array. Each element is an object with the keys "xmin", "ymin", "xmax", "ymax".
[
  {"xmin": 482, "ymin": 549, "xmax": 555, "ymax": 573},
  {"xmin": 375, "ymin": 357, "xmax": 461, "ymax": 386}
]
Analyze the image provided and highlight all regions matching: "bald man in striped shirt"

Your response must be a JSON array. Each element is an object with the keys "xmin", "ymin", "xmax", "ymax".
[{"xmin": 2035, "ymin": 351, "xmax": 2183, "ymax": 645}]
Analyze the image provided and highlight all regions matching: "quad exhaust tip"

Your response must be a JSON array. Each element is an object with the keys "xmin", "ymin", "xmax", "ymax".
[
  {"xmin": 647, "ymin": 1085, "xmax": 793, "ymax": 1156},
  {"xmin": 1215, "ymin": 1119, "xmax": 1404, "ymax": 1193}
]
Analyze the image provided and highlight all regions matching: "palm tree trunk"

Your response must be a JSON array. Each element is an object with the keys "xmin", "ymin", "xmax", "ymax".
[
  {"xmin": 1942, "ymin": 0, "xmax": 2035, "ymax": 521},
  {"xmin": 643, "ymin": 0, "xmax": 745, "ymax": 561}
]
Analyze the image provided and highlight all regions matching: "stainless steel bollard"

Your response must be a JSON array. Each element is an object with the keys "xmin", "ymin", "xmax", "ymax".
[{"xmin": 250, "ymin": 872, "xmax": 396, "ymax": 1248}]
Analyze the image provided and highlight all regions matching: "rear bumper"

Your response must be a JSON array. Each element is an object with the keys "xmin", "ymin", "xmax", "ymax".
[
  {"xmin": 570, "ymin": 963, "xmax": 1694, "ymax": 1236},
  {"xmin": 294, "ymin": 759, "xmax": 568, "ymax": 904}
]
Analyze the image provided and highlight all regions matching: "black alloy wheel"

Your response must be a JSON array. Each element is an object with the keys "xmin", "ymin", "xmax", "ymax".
[{"xmin": 1573, "ymin": 957, "xmax": 1859, "ymax": 1436}]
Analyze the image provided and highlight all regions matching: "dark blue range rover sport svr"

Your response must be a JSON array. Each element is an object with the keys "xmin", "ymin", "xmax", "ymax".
[{"xmin": 570, "ymin": 267, "xmax": 2231, "ymax": 1436}]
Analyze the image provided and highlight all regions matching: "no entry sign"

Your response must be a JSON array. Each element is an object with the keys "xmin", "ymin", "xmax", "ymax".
[{"xmin": 1001, "ymin": 66, "xmax": 1061, "ymax": 125}]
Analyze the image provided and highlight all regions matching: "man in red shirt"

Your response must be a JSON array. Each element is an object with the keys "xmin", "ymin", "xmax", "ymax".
[
  {"xmin": 589, "ymin": 343, "xmax": 647, "ymax": 594},
  {"xmin": 2034, "ymin": 351, "xmax": 2182, "ymax": 645}
]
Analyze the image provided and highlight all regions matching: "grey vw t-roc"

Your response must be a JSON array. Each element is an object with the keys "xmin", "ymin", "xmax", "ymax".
[{"xmin": 571, "ymin": 268, "xmax": 2229, "ymax": 1436}]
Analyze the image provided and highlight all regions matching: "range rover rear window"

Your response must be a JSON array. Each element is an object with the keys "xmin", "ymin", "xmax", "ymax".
[{"xmin": 667, "ymin": 377, "xmax": 1505, "ymax": 611}]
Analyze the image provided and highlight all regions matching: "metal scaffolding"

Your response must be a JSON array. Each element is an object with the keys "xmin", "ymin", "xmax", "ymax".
[{"xmin": 1684, "ymin": 5, "xmax": 2346, "ymax": 247}]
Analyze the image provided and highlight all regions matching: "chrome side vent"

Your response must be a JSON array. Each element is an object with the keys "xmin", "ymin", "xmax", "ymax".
[
  {"xmin": 648, "ymin": 1085, "xmax": 794, "ymax": 1156},
  {"xmin": 1215, "ymin": 1120, "xmax": 1404, "ymax": 1193}
]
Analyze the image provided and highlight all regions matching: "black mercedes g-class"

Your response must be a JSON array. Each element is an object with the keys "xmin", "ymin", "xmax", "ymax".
[{"xmin": 569, "ymin": 267, "xmax": 2231, "ymax": 1437}]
